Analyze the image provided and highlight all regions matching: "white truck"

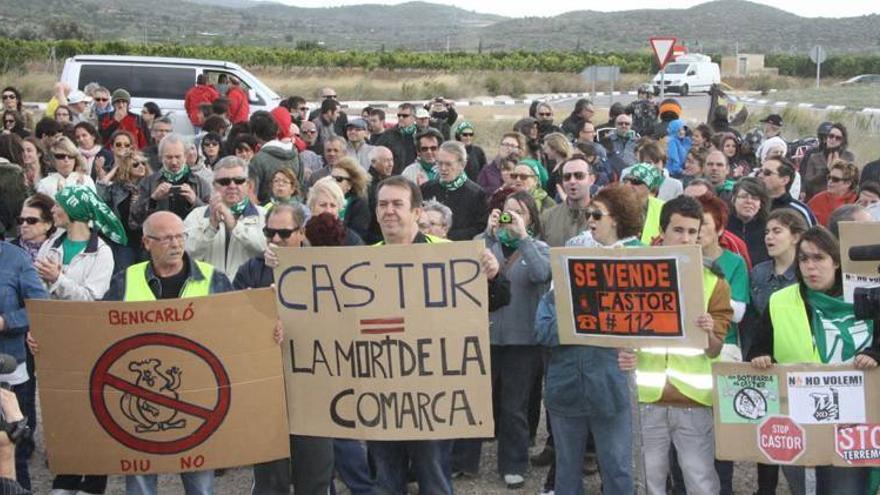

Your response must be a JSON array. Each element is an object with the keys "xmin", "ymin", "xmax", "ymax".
[
  {"xmin": 652, "ymin": 54, "xmax": 720, "ymax": 96},
  {"xmin": 60, "ymin": 55, "xmax": 282, "ymax": 134}
]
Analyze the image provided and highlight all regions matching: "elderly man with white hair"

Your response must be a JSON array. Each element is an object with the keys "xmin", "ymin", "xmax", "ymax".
[
  {"xmin": 419, "ymin": 140, "xmax": 488, "ymax": 240},
  {"xmin": 184, "ymin": 156, "xmax": 266, "ymax": 276},
  {"xmin": 132, "ymin": 133, "xmax": 213, "ymax": 223}
]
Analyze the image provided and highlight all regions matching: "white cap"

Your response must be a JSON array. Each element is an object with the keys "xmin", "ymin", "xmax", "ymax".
[
  {"xmin": 415, "ymin": 108, "xmax": 430, "ymax": 119},
  {"xmin": 67, "ymin": 90, "xmax": 92, "ymax": 105}
]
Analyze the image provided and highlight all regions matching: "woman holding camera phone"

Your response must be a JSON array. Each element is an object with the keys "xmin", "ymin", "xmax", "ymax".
[
  {"xmin": 475, "ymin": 190, "xmax": 550, "ymax": 488},
  {"xmin": 748, "ymin": 226, "xmax": 880, "ymax": 494}
]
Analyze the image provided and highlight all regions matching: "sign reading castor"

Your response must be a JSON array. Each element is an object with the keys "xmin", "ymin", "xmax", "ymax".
[
  {"xmin": 550, "ymin": 245, "xmax": 706, "ymax": 348},
  {"xmin": 713, "ymin": 362, "xmax": 880, "ymax": 466},
  {"xmin": 757, "ymin": 416, "xmax": 805, "ymax": 464},
  {"xmin": 27, "ymin": 289, "xmax": 289, "ymax": 475},
  {"xmin": 274, "ymin": 241, "xmax": 494, "ymax": 440}
]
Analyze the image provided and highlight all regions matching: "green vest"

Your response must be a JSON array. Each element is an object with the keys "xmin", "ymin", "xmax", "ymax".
[
  {"xmin": 373, "ymin": 234, "xmax": 448, "ymax": 246},
  {"xmin": 636, "ymin": 268, "xmax": 719, "ymax": 406},
  {"xmin": 123, "ymin": 261, "xmax": 214, "ymax": 301},
  {"xmin": 640, "ymin": 196, "xmax": 665, "ymax": 245},
  {"xmin": 768, "ymin": 284, "xmax": 821, "ymax": 364}
]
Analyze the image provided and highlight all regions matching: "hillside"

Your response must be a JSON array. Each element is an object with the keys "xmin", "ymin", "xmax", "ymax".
[{"xmin": 0, "ymin": 0, "xmax": 877, "ymax": 54}]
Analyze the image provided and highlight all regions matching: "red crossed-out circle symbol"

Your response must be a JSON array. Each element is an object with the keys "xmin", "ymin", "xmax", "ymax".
[{"xmin": 89, "ymin": 333, "xmax": 231, "ymax": 455}]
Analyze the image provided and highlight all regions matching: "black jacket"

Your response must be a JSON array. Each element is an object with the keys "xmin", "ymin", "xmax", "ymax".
[
  {"xmin": 420, "ymin": 179, "xmax": 488, "ymax": 241},
  {"xmin": 375, "ymin": 127, "xmax": 417, "ymax": 175},
  {"xmin": 464, "ymin": 144, "xmax": 487, "ymax": 181},
  {"xmin": 343, "ymin": 195, "xmax": 371, "ymax": 241},
  {"xmin": 726, "ymin": 215, "xmax": 769, "ymax": 266}
]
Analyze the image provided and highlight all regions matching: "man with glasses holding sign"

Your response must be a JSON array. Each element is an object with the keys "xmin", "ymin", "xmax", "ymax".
[{"xmin": 184, "ymin": 156, "xmax": 266, "ymax": 277}]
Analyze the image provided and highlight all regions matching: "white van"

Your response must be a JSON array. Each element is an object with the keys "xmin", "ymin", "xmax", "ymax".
[
  {"xmin": 652, "ymin": 54, "xmax": 720, "ymax": 96},
  {"xmin": 60, "ymin": 55, "xmax": 282, "ymax": 134}
]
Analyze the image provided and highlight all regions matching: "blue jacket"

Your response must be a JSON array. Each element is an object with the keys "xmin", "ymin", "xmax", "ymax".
[
  {"xmin": 535, "ymin": 290, "xmax": 631, "ymax": 418},
  {"xmin": 102, "ymin": 253, "xmax": 233, "ymax": 301},
  {"xmin": 666, "ymin": 119, "xmax": 692, "ymax": 176},
  {"xmin": 233, "ymin": 256, "xmax": 274, "ymax": 290},
  {"xmin": 0, "ymin": 242, "xmax": 49, "ymax": 363}
]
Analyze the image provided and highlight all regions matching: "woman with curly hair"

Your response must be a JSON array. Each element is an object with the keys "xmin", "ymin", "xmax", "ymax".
[
  {"xmin": 535, "ymin": 183, "xmax": 642, "ymax": 494},
  {"xmin": 329, "ymin": 157, "xmax": 371, "ymax": 240}
]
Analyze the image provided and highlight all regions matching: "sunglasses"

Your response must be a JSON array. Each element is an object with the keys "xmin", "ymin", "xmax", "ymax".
[
  {"xmin": 16, "ymin": 216, "xmax": 41, "ymax": 225},
  {"xmin": 419, "ymin": 145, "xmax": 438, "ymax": 152},
  {"xmin": 585, "ymin": 209, "xmax": 605, "ymax": 221},
  {"xmin": 94, "ymin": 97, "xmax": 109, "ymax": 102},
  {"xmin": 2, "ymin": 94, "xmax": 16, "ymax": 100},
  {"xmin": 114, "ymin": 142, "xmax": 132, "ymax": 148},
  {"xmin": 132, "ymin": 161, "xmax": 147, "ymax": 168},
  {"xmin": 397, "ymin": 113, "xmax": 412, "ymax": 119},
  {"xmin": 214, "ymin": 177, "xmax": 247, "ymax": 186},
  {"xmin": 54, "ymin": 153, "xmax": 75, "ymax": 160},
  {"xmin": 827, "ymin": 176, "xmax": 848, "ymax": 183},
  {"xmin": 460, "ymin": 132, "xmax": 474, "ymax": 137},
  {"xmin": 263, "ymin": 227, "xmax": 300, "ymax": 239},
  {"xmin": 509, "ymin": 173, "xmax": 535, "ymax": 180},
  {"xmin": 562, "ymin": 171, "xmax": 588, "ymax": 181}
]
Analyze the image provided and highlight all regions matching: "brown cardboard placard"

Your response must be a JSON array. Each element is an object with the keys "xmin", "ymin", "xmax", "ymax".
[
  {"xmin": 839, "ymin": 221, "xmax": 880, "ymax": 303},
  {"xmin": 713, "ymin": 362, "xmax": 880, "ymax": 466},
  {"xmin": 28, "ymin": 289, "xmax": 289, "ymax": 475},
  {"xmin": 550, "ymin": 245, "xmax": 706, "ymax": 348},
  {"xmin": 274, "ymin": 241, "xmax": 494, "ymax": 440}
]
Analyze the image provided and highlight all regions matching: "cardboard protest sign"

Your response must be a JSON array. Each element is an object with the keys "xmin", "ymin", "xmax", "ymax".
[
  {"xmin": 550, "ymin": 245, "xmax": 706, "ymax": 348},
  {"xmin": 713, "ymin": 362, "xmax": 880, "ymax": 466},
  {"xmin": 274, "ymin": 241, "xmax": 493, "ymax": 440},
  {"xmin": 28, "ymin": 289, "xmax": 289, "ymax": 475},
  {"xmin": 840, "ymin": 221, "xmax": 880, "ymax": 303}
]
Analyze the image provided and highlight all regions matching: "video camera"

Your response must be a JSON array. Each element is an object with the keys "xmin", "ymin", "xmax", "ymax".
[
  {"xmin": 0, "ymin": 353, "xmax": 31, "ymax": 445},
  {"xmin": 849, "ymin": 244, "xmax": 880, "ymax": 321}
]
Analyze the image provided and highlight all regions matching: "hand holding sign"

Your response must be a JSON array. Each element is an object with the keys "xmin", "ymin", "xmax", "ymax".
[{"xmin": 854, "ymin": 354, "xmax": 878, "ymax": 369}]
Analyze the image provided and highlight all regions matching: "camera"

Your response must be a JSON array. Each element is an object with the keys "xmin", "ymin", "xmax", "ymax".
[
  {"xmin": 854, "ymin": 286, "xmax": 880, "ymax": 321},
  {"xmin": 170, "ymin": 185, "xmax": 182, "ymax": 194},
  {"xmin": 499, "ymin": 212, "xmax": 512, "ymax": 224}
]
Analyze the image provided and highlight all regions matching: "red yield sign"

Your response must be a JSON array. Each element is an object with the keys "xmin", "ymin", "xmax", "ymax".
[{"xmin": 758, "ymin": 416, "xmax": 805, "ymax": 464}]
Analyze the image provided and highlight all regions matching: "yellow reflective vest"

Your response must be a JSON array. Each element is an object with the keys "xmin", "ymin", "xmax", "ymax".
[
  {"xmin": 636, "ymin": 268, "xmax": 719, "ymax": 406},
  {"xmin": 640, "ymin": 196, "xmax": 665, "ymax": 245},
  {"xmin": 123, "ymin": 261, "xmax": 214, "ymax": 301},
  {"xmin": 768, "ymin": 284, "xmax": 820, "ymax": 364}
]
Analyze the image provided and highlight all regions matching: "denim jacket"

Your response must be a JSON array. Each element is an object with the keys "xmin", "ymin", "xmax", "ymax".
[
  {"xmin": 0, "ymin": 242, "xmax": 49, "ymax": 362},
  {"xmin": 535, "ymin": 290, "xmax": 631, "ymax": 418}
]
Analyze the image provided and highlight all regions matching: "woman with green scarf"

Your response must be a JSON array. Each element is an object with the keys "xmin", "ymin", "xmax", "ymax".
[
  {"xmin": 35, "ymin": 184, "xmax": 126, "ymax": 494},
  {"xmin": 470, "ymin": 189, "xmax": 550, "ymax": 488},
  {"xmin": 511, "ymin": 158, "xmax": 554, "ymax": 212},
  {"xmin": 749, "ymin": 226, "xmax": 879, "ymax": 494}
]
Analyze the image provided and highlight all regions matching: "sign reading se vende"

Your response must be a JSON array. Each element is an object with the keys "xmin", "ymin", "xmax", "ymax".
[
  {"xmin": 551, "ymin": 245, "xmax": 706, "ymax": 348},
  {"xmin": 28, "ymin": 289, "xmax": 289, "ymax": 475}
]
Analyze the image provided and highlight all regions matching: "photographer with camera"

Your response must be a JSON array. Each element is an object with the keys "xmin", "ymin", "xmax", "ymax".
[
  {"xmin": 132, "ymin": 134, "xmax": 211, "ymax": 223},
  {"xmin": 0, "ymin": 386, "xmax": 32, "ymax": 494},
  {"xmin": 749, "ymin": 226, "xmax": 880, "ymax": 494}
]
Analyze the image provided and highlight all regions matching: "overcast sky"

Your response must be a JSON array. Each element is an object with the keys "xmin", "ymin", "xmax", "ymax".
[{"xmin": 275, "ymin": 0, "xmax": 880, "ymax": 18}]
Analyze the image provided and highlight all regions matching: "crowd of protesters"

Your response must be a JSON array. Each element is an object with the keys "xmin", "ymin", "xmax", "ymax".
[{"xmin": 1, "ymin": 77, "xmax": 879, "ymax": 495}]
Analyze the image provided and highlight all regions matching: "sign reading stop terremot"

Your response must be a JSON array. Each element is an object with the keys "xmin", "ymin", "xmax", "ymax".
[{"xmin": 758, "ymin": 416, "xmax": 806, "ymax": 463}]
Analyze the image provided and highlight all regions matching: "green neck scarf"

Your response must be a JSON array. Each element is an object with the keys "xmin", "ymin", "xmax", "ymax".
[
  {"xmin": 440, "ymin": 171, "xmax": 468, "ymax": 191},
  {"xmin": 419, "ymin": 160, "xmax": 438, "ymax": 182},
  {"xmin": 807, "ymin": 288, "xmax": 874, "ymax": 363},
  {"xmin": 161, "ymin": 165, "xmax": 190, "ymax": 184},
  {"xmin": 400, "ymin": 123, "xmax": 418, "ymax": 136},
  {"xmin": 498, "ymin": 228, "xmax": 533, "ymax": 250},
  {"xmin": 339, "ymin": 196, "xmax": 354, "ymax": 221},
  {"xmin": 55, "ymin": 185, "xmax": 128, "ymax": 246},
  {"xmin": 229, "ymin": 197, "xmax": 250, "ymax": 217}
]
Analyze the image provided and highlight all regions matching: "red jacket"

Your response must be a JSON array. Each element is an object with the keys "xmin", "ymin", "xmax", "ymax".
[
  {"xmin": 227, "ymin": 86, "xmax": 250, "ymax": 124},
  {"xmin": 808, "ymin": 190, "xmax": 857, "ymax": 227},
  {"xmin": 100, "ymin": 112, "xmax": 148, "ymax": 149},
  {"xmin": 184, "ymin": 84, "xmax": 220, "ymax": 126}
]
